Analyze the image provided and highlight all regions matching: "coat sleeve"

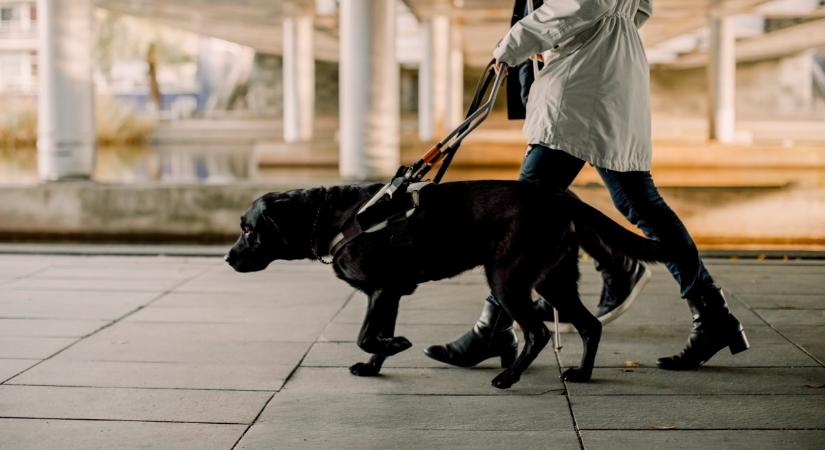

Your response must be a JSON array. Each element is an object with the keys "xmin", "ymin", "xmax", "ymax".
[
  {"xmin": 634, "ymin": 0, "xmax": 652, "ymax": 28},
  {"xmin": 492, "ymin": 0, "xmax": 616, "ymax": 66}
]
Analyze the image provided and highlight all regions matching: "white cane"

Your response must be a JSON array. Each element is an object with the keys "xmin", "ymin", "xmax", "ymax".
[{"xmin": 525, "ymin": 0, "xmax": 562, "ymax": 354}]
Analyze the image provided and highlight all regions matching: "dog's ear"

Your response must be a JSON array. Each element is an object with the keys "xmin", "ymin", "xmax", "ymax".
[
  {"xmin": 260, "ymin": 213, "xmax": 286, "ymax": 241},
  {"xmin": 260, "ymin": 193, "xmax": 309, "ymax": 248}
]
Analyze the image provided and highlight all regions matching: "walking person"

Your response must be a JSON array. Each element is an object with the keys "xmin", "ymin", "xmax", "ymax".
[{"xmin": 424, "ymin": 0, "xmax": 750, "ymax": 371}]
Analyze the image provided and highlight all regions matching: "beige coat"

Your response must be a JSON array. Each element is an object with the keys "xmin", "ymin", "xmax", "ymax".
[{"xmin": 493, "ymin": 0, "xmax": 653, "ymax": 172}]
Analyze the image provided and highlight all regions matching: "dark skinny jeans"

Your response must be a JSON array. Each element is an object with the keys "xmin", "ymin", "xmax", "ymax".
[{"xmin": 517, "ymin": 144, "xmax": 715, "ymax": 298}]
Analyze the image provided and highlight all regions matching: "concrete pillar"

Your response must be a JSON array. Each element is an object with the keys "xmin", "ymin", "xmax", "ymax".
[
  {"xmin": 21, "ymin": 2, "xmax": 33, "ymax": 31},
  {"xmin": 707, "ymin": 10, "xmax": 736, "ymax": 143},
  {"xmin": 778, "ymin": 50, "xmax": 814, "ymax": 117},
  {"xmin": 339, "ymin": 0, "xmax": 399, "ymax": 179},
  {"xmin": 282, "ymin": 14, "xmax": 315, "ymax": 143},
  {"xmin": 418, "ymin": 14, "xmax": 450, "ymax": 141},
  {"xmin": 418, "ymin": 21, "xmax": 434, "ymax": 141},
  {"xmin": 37, "ymin": 0, "xmax": 95, "ymax": 181},
  {"xmin": 447, "ymin": 19, "xmax": 464, "ymax": 128}
]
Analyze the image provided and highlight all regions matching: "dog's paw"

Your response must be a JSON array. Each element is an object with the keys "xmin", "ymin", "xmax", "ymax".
[
  {"xmin": 491, "ymin": 369, "xmax": 521, "ymax": 389},
  {"xmin": 561, "ymin": 367, "xmax": 592, "ymax": 383},
  {"xmin": 349, "ymin": 362, "xmax": 381, "ymax": 377}
]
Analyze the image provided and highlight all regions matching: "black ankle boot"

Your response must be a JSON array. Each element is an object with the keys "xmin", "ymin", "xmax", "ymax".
[
  {"xmin": 424, "ymin": 298, "xmax": 518, "ymax": 368},
  {"xmin": 657, "ymin": 288, "xmax": 749, "ymax": 370}
]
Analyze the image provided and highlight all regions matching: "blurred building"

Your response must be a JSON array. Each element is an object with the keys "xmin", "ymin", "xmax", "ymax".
[
  {"xmin": 0, "ymin": 0, "xmax": 36, "ymax": 93},
  {"xmin": 3, "ymin": 0, "xmax": 825, "ymax": 180}
]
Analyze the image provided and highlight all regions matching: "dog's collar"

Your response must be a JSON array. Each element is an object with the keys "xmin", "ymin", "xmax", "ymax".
[{"xmin": 309, "ymin": 187, "xmax": 333, "ymax": 265}]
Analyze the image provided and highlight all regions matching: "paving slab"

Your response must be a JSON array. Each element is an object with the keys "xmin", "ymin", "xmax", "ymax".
[
  {"xmin": 9, "ymin": 360, "xmax": 294, "ymax": 391},
  {"xmin": 258, "ymin": 392, "xmax": 573, "ymax": 431},
  {"xmin": 56, "ymin": 338, "xmax": 311, "ymax": 365},
  {"xmin": 334, "ymin": 299, "xmax": 498, "ymax": 325},
  {"xmin": 282, "ymin": 366, "xmax": 563, "ymax": 396},
  {"xmin": 0, "ymin": 290, "xmax": 158, "ymax": 320},
  {"xmin": 557, "ymin": 324, "xmax": 820, "ymax": 368},
  {"xmin": 237, "ymin": 425, "xmax": 580, "ymax": 450},
  {"xmin": 0, "ymin": 385, "xmax": 270, "ymax": 424},
  {"xmin": 0, "ymin": 260, "xmax": 50, "ymax": 278},
  {"xmin": 565, "ymin": 367, "xmax": 825, "ymax": 396},
  {"xmin": 0, "ymin": 253, "xmax": 822, "ymax": 448},
  {"xmin": 772, "ymin": 325, "xmax": 825, "ymax": 365},
  {"xmin": 125, "ymin": 304, "xmax": 343, "ymax": 325},
  {"xmin": 258, "ymin": 391, "xmax": 574, "ymax": 430},
  {"xmin": 754, "ymin": 308, "xmax": 825, "ymax": 327},
  {"xmin": 151, "ymin": 290, "xmax": 342, "ymax": 308},
  {"xmin": 0, "ymin": 318, "xmax": 107, "ymax": 337},
  {"xmin": 302, "ymin": 341, "xmax": 560, "ymax": 369},
  {"xmin": 706, "ymin": 260, "xmax": 825, "ymax": 270},
  {"xmin": 0, "ymin": 337, "xmax": 76, "ymax": 359},
  {"xmin": 400, "ymin": 283, "xmax": 497, "ymax": 306},
  {"xmin": 33, "ymin": 266, "xmax": 209, "ymax": 280},
  {"xmin": 572, "ymin": 395, "xmax": 825, "ymax": 430},
  {"xmin": 41, "ymin": 255, "xmax": 218, "ymax": 268},
  {"xmin": 318, "ymin": 322, "xmax": 479, "ymax": 343},
  {"xmin": 717, "ymin": 268, "xmax": 825, "ymax": 279},
  {"xmin": 159, "ymin": 266, "xmax": 353, "ymax": 300},
  {"xmin": 0, "ymin": 359, "xmax": 35, "ymax": 381},
  {"xmin": 0, "ymin": 419, "xmax": 245, "ymax": 450},
  {"xmin": 174, "ymin": 269, "xmax": 351, "ymax": 296},
  {"xmin": 581, "ymin": 430, "xmax": 825, "ymax": 450},
  {"xmin": 718, "ymin": 273, "xmax": 825, "ymax": 295},
  {"xmin": 733, "ymin": 293, "xmax": 825, "ymax": 310},
  {"xmin": 5, "ymin": 277, "xmax": 183, "ymax": 292},
  {"xmin": 90, "ymin": 320, "xmax": 326, "ymax": 343}
]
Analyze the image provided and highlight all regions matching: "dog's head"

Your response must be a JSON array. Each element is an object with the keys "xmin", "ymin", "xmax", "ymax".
[{"xmin": 225, "ymin": 190, "xmax": 314, "ymax": 272}]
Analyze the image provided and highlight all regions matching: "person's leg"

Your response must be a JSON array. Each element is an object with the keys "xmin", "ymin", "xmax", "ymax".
[
  {"xmin": 424, "ymin": 145, "xmax": 584, "ymax": 367},
  {"xmin": 517, "ymin": 144, "xmax": 585, "ymax": 188},
  {"xmin": 518, "ymin": 150, "xmax": 648, "ymax": 323},
  {"xmin": 596, "ymin": 168, "xmax": 713, "ymax": 296},
  {"xmin": 520, "ymin": 152, "xmax": 649, "ymax": 322},
  {"xmin": 596, "ymin": 168, "xmax": 749, "ymax": 369},
  {"xmin": 574, "ymin": 206, "xmax": 651, "ymax": 321}
]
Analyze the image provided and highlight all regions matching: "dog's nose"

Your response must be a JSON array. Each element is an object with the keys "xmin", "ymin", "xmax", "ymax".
[{"xmin": 224, "ymin": 253, "xmax": 231, "ymax": 262}]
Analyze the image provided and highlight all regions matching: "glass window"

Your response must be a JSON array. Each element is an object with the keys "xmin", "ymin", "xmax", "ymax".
[
  {"xmin": 0, "ymin": 8, "xmax": 13, "ymax": 22},
  {"xmin": 0, "ymin": 55, "xmax": 24, "ymax": 88}
]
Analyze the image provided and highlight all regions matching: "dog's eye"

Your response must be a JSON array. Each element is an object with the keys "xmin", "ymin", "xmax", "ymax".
[{"xmin": 242, "ymin": 227, "xmax": 252, "ymax": 237}]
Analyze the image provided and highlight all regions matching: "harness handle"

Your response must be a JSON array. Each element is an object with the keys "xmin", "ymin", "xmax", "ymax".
[
  {"xmin": 433, "ymin": 59, "xmax": 500, "ymax": 183},
  {"xmin": 408, "ymin": 58, "xmax": 505, "ymax": 184}
]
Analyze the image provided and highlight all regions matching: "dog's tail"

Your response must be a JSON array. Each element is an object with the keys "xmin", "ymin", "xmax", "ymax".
[{"xmin": 564, "ymin": 195, "xmax": 669, "ymax": 263}]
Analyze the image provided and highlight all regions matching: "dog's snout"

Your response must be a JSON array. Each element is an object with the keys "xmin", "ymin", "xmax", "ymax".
[{"xmin": 224, "ymin": 249, "xmax": 237, "ymax": 265}]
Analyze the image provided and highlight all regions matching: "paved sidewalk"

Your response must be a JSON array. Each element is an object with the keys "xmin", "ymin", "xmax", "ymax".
[{"xmin": 0, "ymin": 253, "xmax": 823, "ymax": 449}]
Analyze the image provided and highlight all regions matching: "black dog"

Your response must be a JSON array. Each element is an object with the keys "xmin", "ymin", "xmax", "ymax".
[{"xmin": 225, "ymin": 181, "xmax": 667, "ymax": 389}]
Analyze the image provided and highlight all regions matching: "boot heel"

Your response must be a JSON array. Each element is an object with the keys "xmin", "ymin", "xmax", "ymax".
[
  {"xmin": 728, "ymin": 329, "xmax": 750, "ymax": 355},
  {"xmin": 500, "ymin": 347, "xmax": 517, "ymax": 368}
]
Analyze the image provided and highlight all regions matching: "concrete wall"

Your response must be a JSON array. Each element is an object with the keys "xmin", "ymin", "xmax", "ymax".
[
  {"xmin": 0, "ymin": 182, "xmax": 286, "ymax": 241},
  {"xmin": 1, "ymin": 181, "xmax": 821, "ymax": 248},
  {"xmin": 651, "ymin": 51, "xmax": 825, "ymax": 121},
  {"xmin": 245, "ymin": 55, "xmax": 339, "ymax": 117}
]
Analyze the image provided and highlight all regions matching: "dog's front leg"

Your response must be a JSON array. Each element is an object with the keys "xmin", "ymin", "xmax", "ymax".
[
  {"xmin": 350, "ymin": 354, "xmax": 386, "ymax": 377},
  {"xmin": 349, "ymin": 288, "xmax": 411, "ymax": 377}
]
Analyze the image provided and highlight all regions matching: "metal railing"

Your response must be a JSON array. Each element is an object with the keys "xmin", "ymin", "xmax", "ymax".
[{"xmin": 0, "ymin": 21, "xmax": 36, "ymax": 38}]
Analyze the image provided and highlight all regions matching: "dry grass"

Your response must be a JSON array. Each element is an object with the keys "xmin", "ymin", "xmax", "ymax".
[
  {"xmin": 0, "ymin": 95, "xmax": 154, "ymax": 148},
  {"xmin": 0, "ymin": 97, "xmax": 37, "ymax": 147}
]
